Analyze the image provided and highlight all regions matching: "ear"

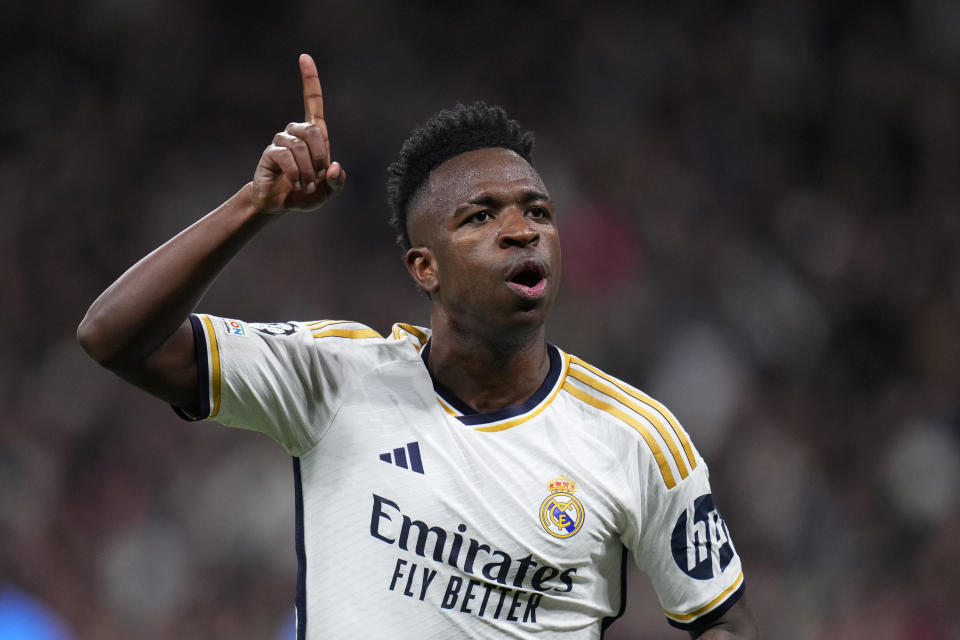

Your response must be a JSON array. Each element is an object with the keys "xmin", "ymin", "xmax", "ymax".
[{"xmin": 404, "ymin": 247, "xmax": 439, "ymax": 294}]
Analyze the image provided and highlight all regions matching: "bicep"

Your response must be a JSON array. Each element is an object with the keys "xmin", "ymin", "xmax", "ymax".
[{"xmin": 112, "ymin": 319, "xmax": 199, "ymax": 412}]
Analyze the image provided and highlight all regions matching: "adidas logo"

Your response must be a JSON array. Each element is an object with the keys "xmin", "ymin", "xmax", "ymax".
[{"xmin": 379, "ymin": 441, "xmax": 424, "ymax": 474}]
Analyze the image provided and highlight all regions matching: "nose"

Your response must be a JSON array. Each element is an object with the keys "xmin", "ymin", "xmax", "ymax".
[{"xmin": 498, "ymin": 208, "xmax": 539, "ymax": 248}]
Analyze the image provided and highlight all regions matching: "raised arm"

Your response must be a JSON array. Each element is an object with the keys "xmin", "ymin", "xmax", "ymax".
[{"xmin": 77, "ymin": 54, "xmax": 345, "ymax": 413}]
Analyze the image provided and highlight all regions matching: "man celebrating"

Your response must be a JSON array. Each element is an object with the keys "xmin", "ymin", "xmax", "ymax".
[{"xmin": 78, "ymin": 54, "xmax": 758, "ymax": 639}]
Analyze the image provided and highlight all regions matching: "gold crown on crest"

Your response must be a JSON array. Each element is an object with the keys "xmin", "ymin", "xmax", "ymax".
[{"xmin": 548, "ymin": 475, "xmax": 577, "ymax": 493}]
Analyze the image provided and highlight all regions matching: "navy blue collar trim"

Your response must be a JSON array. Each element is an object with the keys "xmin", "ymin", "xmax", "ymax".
[{"xmin": 420, "ymin": 341, "xmax": 563, "ymax": 426}]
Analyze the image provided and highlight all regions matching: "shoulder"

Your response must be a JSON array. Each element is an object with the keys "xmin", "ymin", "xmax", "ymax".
[
  {"xmin": 302, "ymin": 320, "xmax": 430, "ymax": 352},
  {"xmin": 558, "ymin": 350, "xmax": 702, "ymax": 491},
  {"xmin": 196, "ymin": 314, "xmax": 430, "ymax": 364}
]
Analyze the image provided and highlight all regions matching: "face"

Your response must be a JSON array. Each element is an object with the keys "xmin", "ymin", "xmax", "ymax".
[{"xmin": 405, "ymin": 147, "xmax": 562, "ymax": 335}]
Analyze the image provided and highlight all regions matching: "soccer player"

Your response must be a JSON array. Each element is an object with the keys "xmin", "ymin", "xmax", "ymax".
[{"xmin": 78, "ymin": 54, "xmax": 758, "ymax": 639}]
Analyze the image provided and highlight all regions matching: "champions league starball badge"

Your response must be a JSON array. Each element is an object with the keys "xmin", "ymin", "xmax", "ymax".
[{"xmin": 539, "ymin": 475, "xmax": 585, "ymax": 539}]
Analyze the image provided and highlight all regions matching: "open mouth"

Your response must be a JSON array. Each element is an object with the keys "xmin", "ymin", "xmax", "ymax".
[{"xmin": 506, "ymin": 261, "xmax": 547, "ymax": 299}]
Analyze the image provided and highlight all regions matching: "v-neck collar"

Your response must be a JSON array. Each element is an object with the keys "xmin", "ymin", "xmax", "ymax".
[{"xmin": 420, "ymin": 340, "xmax": 566, "ymax": 429}]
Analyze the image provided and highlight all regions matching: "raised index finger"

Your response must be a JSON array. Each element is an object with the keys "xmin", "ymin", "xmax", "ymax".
[{"xmin": 299, "ymin": 53, "xmax": 324, "ymax": 125}]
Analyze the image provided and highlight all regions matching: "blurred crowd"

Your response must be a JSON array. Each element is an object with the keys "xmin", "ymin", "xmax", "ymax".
[{"xmin": 1, "ymin": 1, "xmax": 958, "ymax": 638}]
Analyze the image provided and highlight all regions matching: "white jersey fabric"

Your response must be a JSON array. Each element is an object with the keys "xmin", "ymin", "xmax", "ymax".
[{"xmin": 181, "ymin": 314, "xmax": 745, "ymax": 639}]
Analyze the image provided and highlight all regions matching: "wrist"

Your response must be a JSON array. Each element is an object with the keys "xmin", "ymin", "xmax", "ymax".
[{"xmin": 237, "ymin": 182, "xmax": 287, "ymax": 221}]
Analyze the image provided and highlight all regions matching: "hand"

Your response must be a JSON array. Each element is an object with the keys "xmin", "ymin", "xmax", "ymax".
[{"xmin": 250, "ymin": 54, "xmax": 347, "ymax": 213}]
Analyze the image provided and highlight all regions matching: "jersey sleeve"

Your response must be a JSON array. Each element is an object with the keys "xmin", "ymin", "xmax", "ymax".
[
  {"xmin": 175, "ymin": 313, "xmax": 385, "ymax": 456},
  {"xmin": 621, "ymin": 423, "xmax": 745, "ymax": 631}
]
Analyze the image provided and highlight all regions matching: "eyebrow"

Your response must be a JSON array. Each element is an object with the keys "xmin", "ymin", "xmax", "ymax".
[{"xmin": 454, "ymin": 190, "xmax": 551, "ymax": 215}]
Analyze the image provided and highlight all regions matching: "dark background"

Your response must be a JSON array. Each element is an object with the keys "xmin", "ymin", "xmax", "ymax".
[{"xmin": 2, "ymin": 1, "xmax": 958, "ymax": 638}]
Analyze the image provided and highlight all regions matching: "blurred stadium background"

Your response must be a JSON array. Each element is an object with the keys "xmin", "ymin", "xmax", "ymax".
[{"xmin": 2, "ymin": 1, "xmax": 959, "ymax": 638}]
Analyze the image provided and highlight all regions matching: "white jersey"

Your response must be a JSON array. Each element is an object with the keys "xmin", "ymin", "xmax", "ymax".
[{"xmin": 181, "ymin": 314, "xmax": 745, "ymax": 639}]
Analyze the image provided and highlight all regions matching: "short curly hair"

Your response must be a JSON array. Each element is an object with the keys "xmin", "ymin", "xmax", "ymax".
[{"xmin": 386, "ymin": 102, "xmax": 535, "ymax": 252}]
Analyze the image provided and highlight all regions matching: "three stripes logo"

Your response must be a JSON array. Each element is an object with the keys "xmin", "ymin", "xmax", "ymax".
[{"xmin": 378, "ymin": 441, "xmax": 424, "ymax": 474}]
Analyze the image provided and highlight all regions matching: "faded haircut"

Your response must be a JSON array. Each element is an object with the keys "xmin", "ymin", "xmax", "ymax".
[{"xmin": 386, "ymin": 102, "xmax": 535, "ymax": 251}]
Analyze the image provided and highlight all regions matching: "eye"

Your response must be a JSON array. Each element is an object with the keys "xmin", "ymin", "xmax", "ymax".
[
  {"xmin": 465, "ymin": 210, "xmax": 492, "ymax": 224},
  {"xmin": 527, "ymin": 206, "xmax": 550, "ymax": 219}
]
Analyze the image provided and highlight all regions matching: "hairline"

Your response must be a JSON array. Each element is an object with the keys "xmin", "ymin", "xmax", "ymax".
[{"xmin": 404, "ymin": 146, "xmax": 539, "ymax": 248}]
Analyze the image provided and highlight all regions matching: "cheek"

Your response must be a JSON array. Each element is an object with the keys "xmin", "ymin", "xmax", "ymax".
[{"xmin": 441, "ymin": 247, "xmax": 493, "ymax": 294}]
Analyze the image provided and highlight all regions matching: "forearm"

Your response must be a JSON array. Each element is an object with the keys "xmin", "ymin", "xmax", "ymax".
[
  {"xmin": 78, "ymin": 54, "xmax": 341, "ymax": 409},
  {"xmin": 77, "ymin": 183, "xmax": 276, "ymax": 367}
]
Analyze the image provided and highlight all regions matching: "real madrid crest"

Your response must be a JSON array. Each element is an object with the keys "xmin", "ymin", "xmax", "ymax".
[{"xmin": 539, "ymin": 475, "xmax": 585, "ymax": 539}]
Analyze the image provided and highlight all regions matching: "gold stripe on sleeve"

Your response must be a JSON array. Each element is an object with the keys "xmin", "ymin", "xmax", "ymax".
[
  {"xmin": 664, "ymin": 571, "xmax": 744, "ymax": 622},
  {"xmin": 632, "ymin": 390, "xmax": 697, "ymax": 471},
  {"xmin": 311, "ymin": 328, "xmax": 383, "ymax": 339},
  {"xmin": 567, "ymin": 367, "xmax": 690, "ymax": 480},
  {"xmin": 306, "ymin": 319, "xmax": 350, "ymax": 329},
  {"xmin": 570, "ymin": 356, "xmax": 697, "ymax": 471},
  {"xmin": 561, "ymin": 380, "xmax": 677, "ymax": 489},
  {"xmin": 394, "ymin": 323, "xmax": 428, "ymax": 347},
  {"xmin": 199, "ymin": 314, "xmax": 222, "ymax": 419}
]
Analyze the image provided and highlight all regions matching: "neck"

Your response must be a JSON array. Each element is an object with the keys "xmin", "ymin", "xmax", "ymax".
[{"xmin": 427, "ymin": 310, "xmax": 550, "ymax": 414}]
